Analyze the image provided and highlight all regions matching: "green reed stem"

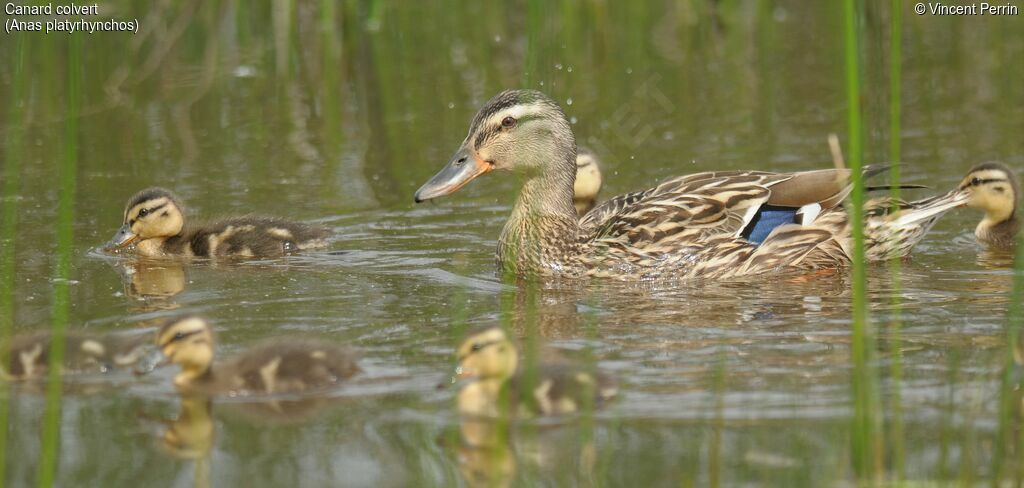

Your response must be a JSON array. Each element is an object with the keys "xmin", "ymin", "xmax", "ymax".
[
  {"xmin": 37, "ymin": 34, "xmax": 81, "ymax": 488},
  {"xmin": 995, "ymin": 227, "xmax": 1024, "ymax": 481},
  {"xmin": 886, "ymin": 0, "xmax": 905, "ymax": 480},
  {"xmin": 843, "ymin": 0, "xmax": 881, "ymax": 481},
  {"xmin": 0, "ymin": 33, "xmax": 29, "ymax": 485}
]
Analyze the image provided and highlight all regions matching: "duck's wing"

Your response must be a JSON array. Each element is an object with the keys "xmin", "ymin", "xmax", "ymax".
[{"xmin": 584, "ymin": 172, "xmax": 792, "ymax": 250}]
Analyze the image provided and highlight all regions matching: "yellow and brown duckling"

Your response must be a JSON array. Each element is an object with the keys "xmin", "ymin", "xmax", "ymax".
[
  {"xmin": 1, "ymin": 329, "xmax": 152, "ymax": 381},
  {"xmin": 454, "ymin": 326, "xmax": 617, "ymax": 418},
  {"xmin": 155, "ymin": 316, "xmax": 359, "ymax": 396},
  {"xmin": 573, "ymin": 147, "xmax": 603, "ymax": 217},
  {"xmin": 958, "ymin": 162, "xmax": 1020, "ymax": 248},
  {"xmin": 107, "ymin": 187, "xmax": 330, "ymax": 258}
]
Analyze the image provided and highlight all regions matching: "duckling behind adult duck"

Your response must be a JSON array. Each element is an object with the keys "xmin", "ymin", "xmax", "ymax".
[
  {"xmin": 454, "ymin": 326, "xmax": 617, "ymax": 418},
  {"xmin": 1, "ymin": 329, "xmax": 152, "ymax": 381},
  {"xmin": 573, "ymin": 147, "xmax": 603, "ymax": 217},
  {"xmin": 958, "ymin": 162, "xmax": 1020, "ymax": 248},
  {"xmin": 156, "ymin": 316, "xmax": 359, "ymax": 396},
  {"xmin": 415, "ymin": 89, "xmax": 908, "ymax": 280},
  {"xmin": 107, "ymin": 187, "xmax": 330, "ymax": 258}
]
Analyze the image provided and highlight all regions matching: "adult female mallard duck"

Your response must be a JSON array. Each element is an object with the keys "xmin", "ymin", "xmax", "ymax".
[
  {"xmin": 957, "ymin": 162, "xmax": 1020, "ymax": 248},
  {"xmin": 155, "ymin": 316, "xmax": 359, "ymax": 396},
  {"xmin": 414, "ymin": 89, "xmax": 963, "ymax": 279},
  {"xmin": 1, "ymin": 329, "xmax": 152, "ymax": 381},
  {"xmin": 454, "ymin": 326, "xmax": 617, "ymax": 418},
  {"xmin": 106, "ymin": 187, "xmax": 330, "ymax": 258},
  {"xmin": 573, "ymin": 147, "xmax": 603, "ymax": 217}
]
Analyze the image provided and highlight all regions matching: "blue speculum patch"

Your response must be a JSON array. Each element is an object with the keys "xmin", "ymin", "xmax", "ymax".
[{"xmin": 741, "ymin": 205, "xmax": 799, "ymax": 245}]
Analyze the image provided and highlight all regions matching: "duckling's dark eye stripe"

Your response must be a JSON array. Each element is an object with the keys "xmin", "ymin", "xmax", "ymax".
[
  {"xmin": 161, "ymin": 328, "xmax": 203, "ymax": 347},
  {"xmin": 457, "ymin": 339, "xmax": 501, "ymax": 362},
  {"xmin": 961, "ymin": 178, "xmax": 1007, "ymax": 189}
]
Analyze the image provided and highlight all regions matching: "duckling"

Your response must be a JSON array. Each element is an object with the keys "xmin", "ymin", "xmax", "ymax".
[
  {"xmin": 156, "ymin": 316, "xmax": 359, "ymax": 396},
  {"xmin": 107, "ymin": 187, "xmax": 330, "ymax": 258},
  {"xmin": 1, "ymin": 329, "xmax": 152, "ymax": 381},
  {"xmin": 454, "ymin": 326, "xmax": 617, "ymax": 418},
  {"xmin": 573, "ymin": 147, "xmax": 603, "ymax": 217},
  {"xmin": 958, "ymin": 162, "xmax": 1020, "ymax": 248}
]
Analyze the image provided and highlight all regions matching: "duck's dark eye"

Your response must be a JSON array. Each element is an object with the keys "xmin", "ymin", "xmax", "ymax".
[
  {"xmin": 501, "ymin": 116, "xmax": 516, "ymax": 129},
  {"xmin": 173, "ymin": 331, "xmax": 185, "ymax": 341},
  {"xmin": 138, "ymin": 208, "xmax": 150, "ymax": 217},
  {"xmin": 471, "ymin": 343, "xmax": 484, "ymax": 352},
  {"xmin": 971, "ymin": 177, "xmax": 981, "ymax": 186}
]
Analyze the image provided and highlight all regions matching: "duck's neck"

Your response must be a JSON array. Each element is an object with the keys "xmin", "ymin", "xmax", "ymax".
[
  {"xmin": 976, "ymin": 212, "xmax": 1020, "ymax": 246},
  {"xmin": 174, "ymin": 364, "xmax": 214, "ymax": 390},
  {"xmin": 498, "ymin": 160, "xmax": 581, "ymax": 275}
]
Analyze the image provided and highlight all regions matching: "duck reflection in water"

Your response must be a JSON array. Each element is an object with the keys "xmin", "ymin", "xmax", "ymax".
[{"xmin": 111, "ymin": 259, "xmax": 187, "ymax": 312}]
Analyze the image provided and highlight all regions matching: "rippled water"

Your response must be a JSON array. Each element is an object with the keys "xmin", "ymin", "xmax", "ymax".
[{"xmin": 2, "ymin": 1, "xmax": 1023, "ymax": 486}]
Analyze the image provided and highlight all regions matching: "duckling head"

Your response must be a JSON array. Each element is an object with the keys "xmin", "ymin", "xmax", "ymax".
[
  {"xmin": 415, "ymin": 90, "xmax": 575, "ymax": 203},
  {"xmin": 108, "ymin": 188, "xmax": 185, "ymax": 249},
  {"xmin": 157, "ymin": 316, "xmax": 215, "ymax": 386},
  {"xmin": 573, "ymin": 147, "xmax": 602, "ymax": 216},
  {"xmin": 958, "ymin": 162, "xmax": 1019, "ymax": 232},
  {"xmin": 455, "ymin": 326, "xmax": 518, "ymax": 382}
]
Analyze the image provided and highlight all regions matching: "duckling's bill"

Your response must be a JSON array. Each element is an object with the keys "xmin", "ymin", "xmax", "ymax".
[
  {"xmin": 107, "ymin": 223, "xmax": 140, "ymax": 249},
  {"xmin": 414, "ymin": 146, "xmax": 493, "ymax": 202}
]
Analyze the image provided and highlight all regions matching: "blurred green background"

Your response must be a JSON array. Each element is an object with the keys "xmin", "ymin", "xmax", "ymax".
[{"xmin": 1, "ymin": 0, "xmax": 1023, "ymax": 486}]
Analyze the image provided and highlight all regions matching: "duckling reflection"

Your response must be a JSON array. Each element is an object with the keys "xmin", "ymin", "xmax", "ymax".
[
  {"xmin": 161, "ymin": 395, "xmax": 215, "ymax": 460},
  {"xmin": 112, "ymin": 260, "xmax": 187, "ymax": 312},
  {"xmin": 159, "ymin": 395, "xmax": 213, "ymax": 488},
  {"xmin": 452, "ymin": 415, "xmax": 603, "ymax": 488},
  {"xmin": 1, "ymin": 329, "xmax": 153, "ymax": 382},
  {"xmin": 106, "ymin": 187, "xmax": 331, "ymax": 258},
  {"xmin": 958, "ymin": 162, "xmax": 1020, "ymax": 249},
  {"xmin": 154, "ymin": 316, "xmax": 360, "ymax": 397}
]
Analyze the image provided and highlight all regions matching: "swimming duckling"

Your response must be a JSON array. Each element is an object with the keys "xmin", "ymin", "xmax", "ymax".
[
  {"xmin": 1, "ymin": 329, "xmax": 152, "ymax": 381},
  {"xmin": 107, "ymin": 187, "xmax": 330, "ymax": 258},
  {"xmin": 156, "ymin": 316, "xmax": 359, "ymax": 396},
  {"xmin": 454, "ymin": 326, "xmax": 617, "ymax": 418},
  {"xmin": 958, "ymin": 162, "xmax": 1020, "ymax": 248},
  {"xmin": 573, "ymin": 147, "xmax": 603, "ymax": 217}
]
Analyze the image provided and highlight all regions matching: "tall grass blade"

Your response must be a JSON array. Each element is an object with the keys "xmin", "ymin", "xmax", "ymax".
[
  {"xmin": 843, "ymin": 0, "xmax": 882, "ymax": 480},
  {"xmin": 0, "ymin": 33, "xmax": 29, "ymax": 485},
  {"xmin": 37, "ymin": 34, "xmax": 81, "ymax": 488}
]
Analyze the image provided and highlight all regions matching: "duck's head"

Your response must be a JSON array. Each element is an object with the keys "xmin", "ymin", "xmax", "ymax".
[
  {"xmin": 455, "ymin": 326, "xmax": 518, "ymax": 382},
  {"xmin": 958, "ymin": 162, "xmax": 1019, "ymax": 226},
  {"xmin": 156, "ymin": 316, "xmax": 214, "ymax": 383},
  {"xmin": 108, "ymin": 188, "xmax": 185, "ymax": 249},
  {"xmin": 415, "ymin": 90, "xmax": 575, "ymax": 202},
  {"xmin": 573, "ymin": 147, "xmax": 603, "ymax": 215}
]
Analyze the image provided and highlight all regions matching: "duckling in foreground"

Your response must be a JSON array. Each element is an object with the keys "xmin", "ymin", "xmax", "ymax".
[
  {"xmin": 573, "ymin": 147, "xmax": 603, "ymax": 217},
  {"xmin": 958, "ymin": 162, "xmax": 1020, "ymax": 248},
  {"xmin": 156, "ymin": 316, "xmax": 359, "ymax": 396},
  {"xmin": 107, "ymin": 187, "xmax": 330, "ymax": 258},
  {"xmin": 1, "ymin": 329, "xmax": 152, "ymax": 381},
  {"xmin": 454, "ymin": 326, "xmax": 617, "ymax": 418}
]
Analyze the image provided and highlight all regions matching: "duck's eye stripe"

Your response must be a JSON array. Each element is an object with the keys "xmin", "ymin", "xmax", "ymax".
[{"xmin": 162, "ymin": 328, "xmax": 203, "ymax": 346}]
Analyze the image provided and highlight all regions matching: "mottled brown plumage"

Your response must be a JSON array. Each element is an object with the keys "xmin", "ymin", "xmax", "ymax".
[
  {"xmin": 415, "ymin": 90, "xmax": 967, "ymax": 279},
  {"xmin": 107, "ymin": 187, "xmax": 330, "ymax": 258},
  {"xmin": 156, "ymin": 316, "xmax": 359, "ymax": 396},
  {"xmin": 1, "ymin": 329, "xmax": 152, "ymax": 381},
  {"xmin": 454, "ymin": 326, "xmax": 617, "ymax": 418}
]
